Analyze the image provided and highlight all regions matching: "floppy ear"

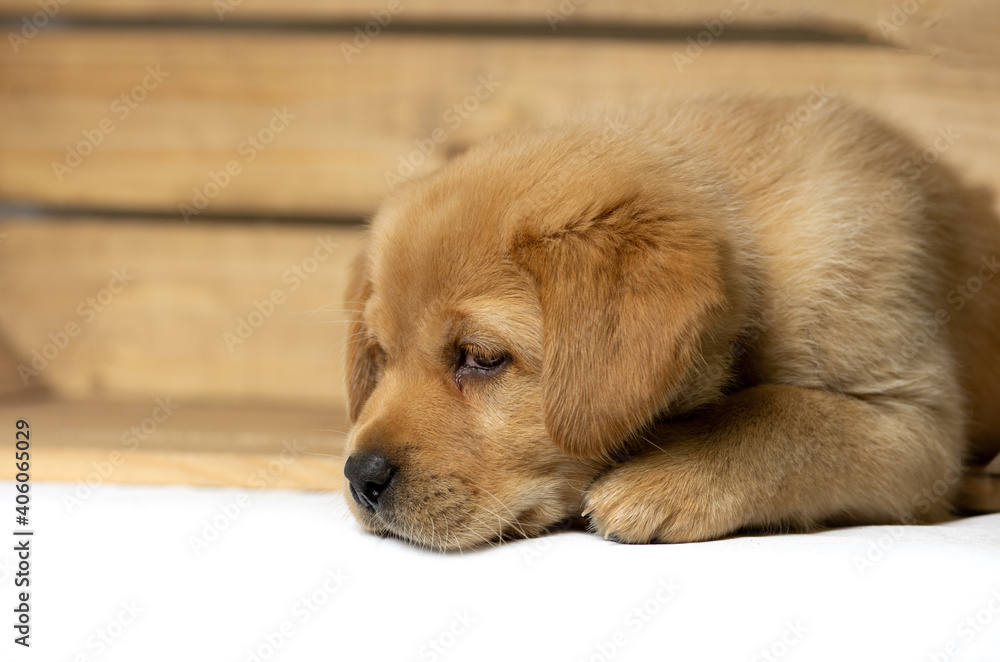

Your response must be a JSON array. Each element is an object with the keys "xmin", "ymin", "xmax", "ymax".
[
  {"xmin": 508, "ymin": 197, "xmax": 727, "ymax": 461},
  {"xmin": 344, "ymin": 246, "xmax": 380, "ymax": 423}
]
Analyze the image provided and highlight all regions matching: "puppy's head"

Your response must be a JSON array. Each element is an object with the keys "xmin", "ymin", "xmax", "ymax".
[{"xmin": 343, "ymin": 122, "xmax": 736, "ymax": 550}]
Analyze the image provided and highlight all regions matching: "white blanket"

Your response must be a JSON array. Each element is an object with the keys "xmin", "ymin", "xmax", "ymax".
[{"xmin": 4, "ymin": 481, "xmax": 1000, "ymax": 661}]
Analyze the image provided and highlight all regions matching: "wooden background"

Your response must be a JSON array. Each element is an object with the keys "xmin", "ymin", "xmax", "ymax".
[{"xmin": 1, "ymin": 0, "xmax": 998, "ymax": 491}]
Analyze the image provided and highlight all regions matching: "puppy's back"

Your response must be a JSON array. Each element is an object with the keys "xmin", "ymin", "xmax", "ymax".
[{"xmin": 635, "ymin": 95, "xmax": 1000, "ymax": 462}]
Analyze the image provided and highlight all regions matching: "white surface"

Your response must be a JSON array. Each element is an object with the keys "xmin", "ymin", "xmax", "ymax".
[{"xmin": 3, "ymin": 481, "xmax": 1000, "ymax": 662}]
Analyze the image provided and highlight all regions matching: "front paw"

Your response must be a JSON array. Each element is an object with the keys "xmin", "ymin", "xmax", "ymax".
[{"xmin": 583, "ymin": 458, "xmax": 741, "ymax": 544}]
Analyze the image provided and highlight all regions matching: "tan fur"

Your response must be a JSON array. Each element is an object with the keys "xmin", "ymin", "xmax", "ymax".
[{"xmin": 343, "ymin": 95, "xmax": 1000, "ymax": 549}]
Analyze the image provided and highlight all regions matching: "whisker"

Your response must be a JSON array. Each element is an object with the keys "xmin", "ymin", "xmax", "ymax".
[
  {"xmin": 476, "ymin": 503, "xmax": 505, "ymax": 541},
  {"xmin": 443, "ymin": 518, "xmax": 454, "ymax": 554},
  {"xmin": 478, "ymin": 487, "xmax": 528, "ymax": 538},
  {"xmin": 287, "ymin": 310, "xmax": 362, "ymax": 318},
  {"xmin": 297, "ymin": 451, "xmax": 347, "ymax": 460},
  {"xmin": 462, "ymin": 519, "xmax": 496, "ymax": 549},
  {"xmin": 300, "ymin": 302, "xmax": 366, "ymax": 316},
  {"xmin": 478, "ymin": 496, "xmax": 527, "ymax": 540},
  {"xmin": 638, "ymin": 435, "xmax": 670, "ymax": 455},
  {"xmin": 465, "ymin": 513, "xmax": 502, "ymax": 548},
  {"xmin": 297, "ymin": 428, "xmax": 352, "ymax": 437}
]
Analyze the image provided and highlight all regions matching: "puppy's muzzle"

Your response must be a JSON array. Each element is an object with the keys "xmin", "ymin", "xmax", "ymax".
[{"xmin": 344, "ymin": 451, "xmax": 397, "ymax": 511}]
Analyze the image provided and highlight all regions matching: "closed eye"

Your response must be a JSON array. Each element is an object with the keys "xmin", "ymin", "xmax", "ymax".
[{"xmin": 459, "ymin": 345, "xmax": 509, "ymax": 373}]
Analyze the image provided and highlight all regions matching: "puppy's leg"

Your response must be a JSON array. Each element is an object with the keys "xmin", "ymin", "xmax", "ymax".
[{"xmin": 584, "ymin": 384, "xmax": 964, "ymax": 543}]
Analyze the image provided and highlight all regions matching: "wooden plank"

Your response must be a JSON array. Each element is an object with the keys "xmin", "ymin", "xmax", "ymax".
[
  {"xmin": 0, "ymin": 347, "xmax": 46, "ymax": 398},
  {"xmin": 0, "ymin": 398, "xmax": 348, "ymax": 489},
  {"xmin": 1, "ymin": 397, "xmax": 992, "ymax": 506},
  {"xmin": 0, "ymin": 0, "xmax": 895, "ymax": 25},
  {"xmin": 0, "ymin": 0, "xmax": 992, "ymax": 61},
  {"xmin": 0, "ymin": 218, "xmax": 364, "ymax": 408},
  {"xmin": 0, "ymin": 224, "xmax": 45, "ymax": 395},
  {"xmin": 2, "ymin": 34, "xmax": 999, "ymax": 217}
]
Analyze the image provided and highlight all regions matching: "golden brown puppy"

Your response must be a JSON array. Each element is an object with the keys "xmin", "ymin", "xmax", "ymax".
[{"xmin": 342, "ymin": 95, "xmax": 1000, "ymax": 549}]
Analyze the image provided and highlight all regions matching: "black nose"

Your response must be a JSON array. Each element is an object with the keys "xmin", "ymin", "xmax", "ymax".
[{"xmin": 344, "ymin": 451, "xmax": 397, "ymax": 511}]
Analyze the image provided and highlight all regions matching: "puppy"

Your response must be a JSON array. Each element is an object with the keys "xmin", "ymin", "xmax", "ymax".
[{"xmin": 342, "ymin": 95, "xmax": 1000, "ymax": 549}]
